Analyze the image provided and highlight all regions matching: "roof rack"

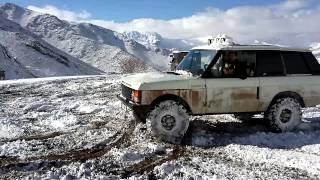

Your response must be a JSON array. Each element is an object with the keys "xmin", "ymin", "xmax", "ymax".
[{"xmin": 237, "ymin": 44, "xmax": 273, "ymax": 46}]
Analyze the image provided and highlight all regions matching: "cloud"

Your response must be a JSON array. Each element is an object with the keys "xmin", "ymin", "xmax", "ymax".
[
  {"xmin": 27, "ymin": 5, "xmax": 91, "ymax": 22},
  {"xmin": 27, "ymin": 0, "xmax": 320, "ymax": 47}
]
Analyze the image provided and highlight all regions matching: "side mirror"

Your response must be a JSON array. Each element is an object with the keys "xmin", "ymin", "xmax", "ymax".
[{"xmin": 240, "ymin": 74, "xmax": 247, "ymax": 80}]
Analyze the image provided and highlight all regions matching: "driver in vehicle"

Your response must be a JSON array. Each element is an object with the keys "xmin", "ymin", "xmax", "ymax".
[{"xmin": 223, "ymin": 51, "xmax": 246, "ymax": 78}]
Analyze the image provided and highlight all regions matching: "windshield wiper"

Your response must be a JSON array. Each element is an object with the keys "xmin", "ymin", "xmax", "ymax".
[{"xmin": 165, "ymin": 71, "xmax": 181, "ymax": 75}]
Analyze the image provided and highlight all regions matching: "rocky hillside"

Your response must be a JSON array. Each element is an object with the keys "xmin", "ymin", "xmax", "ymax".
[
  {"xmin": 0, "ymin": 3, "xmax": 169, "ymax": 73},
  {"xmin": 0, "ymin": 15, "xmax": 102, "ymax": 80}
]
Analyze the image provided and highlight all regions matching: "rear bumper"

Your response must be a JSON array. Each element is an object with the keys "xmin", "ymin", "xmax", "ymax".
[{"xmin": 117, "ymin": 95, "xmax": 150, "ymax": 122}]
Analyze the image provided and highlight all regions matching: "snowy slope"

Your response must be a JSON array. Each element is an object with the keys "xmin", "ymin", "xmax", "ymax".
[
  {"xmin": 0, "ymin": 15, "xmax": 103, "ymax": 80},
  {"xmin": 0, "ymin": 3, "xmax": 169, "ymax": 73}
]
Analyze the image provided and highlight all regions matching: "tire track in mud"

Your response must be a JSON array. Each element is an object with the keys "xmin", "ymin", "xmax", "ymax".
[
  {"xmin": 189, "ymin": 146, "xmax": 317, "ymax": 179},
  {"xmin": 0, "ymin": 132, "xmax": 65, "ymax": 143},
  {"xmin": 180, "ymin": 120, "xmax": 319, "ymax": 179},
  {"xmin": 113, "ymin": 142, "xmax": 305, "ymax": 179},
  {"xmin": 0, "ymin": 77, "xmax": 117, "ymax": 104},
  {"xmin": 0, "ymin": 117, "xmax": 137, "ymax": 174},
  {"xmin": 181, "ymin": 139, "xmax": 319, "ymax": 180},
  {"xmin": 113, "ymin": 117, "xmax": 319, "ymax": 179},
  {"xmin": 108, "ymin": 146, "xmax": 186, "ymax": 178},
  {"xmin": 0, "ymin": 117, "xmax": 116, "ymax": 143}
]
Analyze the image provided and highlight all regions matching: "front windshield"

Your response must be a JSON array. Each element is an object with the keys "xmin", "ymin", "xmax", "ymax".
[{"xmin": 176, "ymin": 50, "xmax": 216, "ymax": 76}]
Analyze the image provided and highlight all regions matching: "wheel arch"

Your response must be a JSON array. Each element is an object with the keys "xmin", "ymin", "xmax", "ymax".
[
  {"xmin": 150, "ymin": 94, "xmax": 192, "ymax": 114},
  {"xmin": 267, "ymin": 91, "xmax": 305, "ymax": 111}
]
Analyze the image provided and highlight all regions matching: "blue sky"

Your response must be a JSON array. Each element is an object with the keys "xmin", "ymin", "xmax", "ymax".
[
  {"xmin": 1, "ymin": 0, "xmax": 319, "ymax": 46},
  {"xmin": 1, "ymin": 0, "xmax": 284, "ymax": 22}
]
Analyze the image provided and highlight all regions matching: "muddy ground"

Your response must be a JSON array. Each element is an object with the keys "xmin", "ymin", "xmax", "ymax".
[{"xmin": 0, "ymin": 75, "xmax": 319, "ymax": 179}]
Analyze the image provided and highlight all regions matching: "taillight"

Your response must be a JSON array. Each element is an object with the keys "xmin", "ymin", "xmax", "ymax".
[{"xmin": 132, "ymin": 90, "xmax": 141, "ymax": 103}]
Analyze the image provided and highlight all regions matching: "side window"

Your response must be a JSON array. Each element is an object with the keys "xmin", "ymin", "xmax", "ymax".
[
  {"xmin": 210, "ymin": 51, "xmax": 256, "ymax": 78},
  {"xmin": 302, "ymin": 52, "xmax": 320, "ymax": 75},
  {"xmin": 282, "ymin": 52, "xmax": 310, "ymax": 74},
  {"xmin": 256, "ymin": 51, "xmax": 284, "ymax": 76},
  {"xmin": 238, "ymin": 51, "xmax": 256, "ymax": 77}
]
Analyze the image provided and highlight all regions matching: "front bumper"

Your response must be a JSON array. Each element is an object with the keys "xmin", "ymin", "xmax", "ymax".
[{"xmin": 117, "ymin": 94, "xmax": 150, "ymax": 122}]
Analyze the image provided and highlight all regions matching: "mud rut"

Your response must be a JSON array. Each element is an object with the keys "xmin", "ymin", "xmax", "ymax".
[
  {"xmin": 0, "ymin": 111, "xmax": 127, "ymax": 164},
  {"xmin": 0, "ymin": 77, "xmax": 186, "ymax": 178},
  {"xmin": 1, "ymin": 117, "xmax": 312, "ymax": 179},
  {"xmin": 0, "ymin": 114, "xmax": 187, "ymax": 178}
]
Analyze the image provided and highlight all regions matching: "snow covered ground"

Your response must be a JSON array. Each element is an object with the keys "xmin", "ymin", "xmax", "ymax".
[{"xmin": 0, "ymin": 75, "xmax": 320, "ymax": 179}]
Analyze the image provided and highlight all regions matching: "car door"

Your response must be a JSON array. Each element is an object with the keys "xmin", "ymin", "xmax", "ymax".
[
  {"xmin": 188, "ymin": 78, "xmax": 207, "ymax": 114},
  {"xmin": 205, "ymin": 50, "xmax": 260, "ymax": 113},
  {"xmin": 257, "ymin": 50, "xmax": 320, "ymax": 111},
  {"xmin": 256, "ymin": 50, "xmax": 286, "ymax": 111}
]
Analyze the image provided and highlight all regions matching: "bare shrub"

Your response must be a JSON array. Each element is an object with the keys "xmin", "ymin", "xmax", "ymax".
[{"xmin": 120, "ymin": 59, "xmax": 147, "ymax": 73}]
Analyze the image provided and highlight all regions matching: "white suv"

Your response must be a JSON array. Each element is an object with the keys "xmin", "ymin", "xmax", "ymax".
[{"xmin": 118, "ymin": 43, "xmax": 320, "ymax": 144}]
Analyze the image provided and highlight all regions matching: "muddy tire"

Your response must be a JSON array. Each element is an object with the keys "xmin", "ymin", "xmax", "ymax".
[
  {"xmin": 265, "ymin": 97, "xmax": 302, "ymax": 132},
  {"xmin": 146, "ymin": 100, "xmax": 189, "ymax": 144}
]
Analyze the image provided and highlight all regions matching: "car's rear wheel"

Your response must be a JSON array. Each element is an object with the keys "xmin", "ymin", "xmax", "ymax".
[
  {"xmin": 265, "ymin": 97, "xmax": 302, "ymax": 132},
  {"xmin": 146, "ymin": 100, "xmax": 189, "ymax": 144}
]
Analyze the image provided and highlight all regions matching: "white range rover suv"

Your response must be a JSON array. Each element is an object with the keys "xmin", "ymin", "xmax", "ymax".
[{"xmin": 118, "ymin": 41, "xmax": 320, "ymax": 144}]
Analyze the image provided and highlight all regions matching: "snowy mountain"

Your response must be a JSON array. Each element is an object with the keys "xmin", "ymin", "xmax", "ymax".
[
  {"xmin": 0, "ymin": 3, "xmax": 170, "ymax": 73},
  {"xmin": 122, "ymin": 31, "xmax": 199, "ymax": 51},
  {"xmin": 0, "ymin": 14, "xmax": 102, "ymax": 80}
]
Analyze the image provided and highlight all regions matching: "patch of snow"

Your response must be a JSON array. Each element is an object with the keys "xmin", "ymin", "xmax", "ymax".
[
  {"xmin": 45, "ymin": 110, "xmax": 78, "ymax": 130},
  {"xmin": 0, "ymin": 124, "xmax": 23, "ymax": 139}
]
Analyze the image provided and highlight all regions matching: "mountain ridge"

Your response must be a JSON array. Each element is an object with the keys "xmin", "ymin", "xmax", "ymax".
[
  {"xmin": 0, "ymin": 14, "xmax": 103, "ymax": 80},
  {"xmin": 0, "ymin": 3, "xmax": 170, "ymax": 73}
]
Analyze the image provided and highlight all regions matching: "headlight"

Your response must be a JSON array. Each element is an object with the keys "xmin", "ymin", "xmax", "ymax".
[{"xmin": 132, "ymin": 90, "xmax": 141, "ymax": 103}]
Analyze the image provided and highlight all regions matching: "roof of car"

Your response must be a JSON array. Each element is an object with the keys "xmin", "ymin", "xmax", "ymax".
[
  {"xmin": 191, "ymin": 44, "xmax": 311, "ymax": 52},
  {"xmin": 172, "ymin": 50, "xmax": 189, "ymax": 53}
]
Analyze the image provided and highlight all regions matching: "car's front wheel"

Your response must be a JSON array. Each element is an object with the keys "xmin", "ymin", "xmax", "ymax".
[
  {"xmin": 265, "ymin": 97, "xmax": 302, "ymax": 132},
  {"xmin": 146, "ymin": 100, "xmax": 189, "ymax": 144}
]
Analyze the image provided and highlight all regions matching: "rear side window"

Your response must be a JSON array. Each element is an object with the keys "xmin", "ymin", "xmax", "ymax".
[
  {"xmin": 282, "ymin": 52, "xmax": 310, "ymax": 74},
  {"xmin": 302, "ymin": 52, "xmax": 320, "ymax": 75},
  {"xmin": 256, "ymin": 51, "xmax": 284, "ymax": 76}
]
